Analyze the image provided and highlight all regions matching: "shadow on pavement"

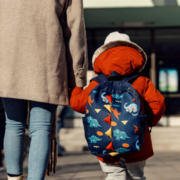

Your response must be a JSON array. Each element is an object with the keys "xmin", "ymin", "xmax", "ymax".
[{"xmin": 55, "ymin": 162, "xmax": 100, "ymax": 174}]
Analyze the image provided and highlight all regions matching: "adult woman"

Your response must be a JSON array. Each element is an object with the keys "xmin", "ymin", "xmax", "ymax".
[{"xmin": 0, "ymin": 0, "xmax": 87, "ymax": 179}]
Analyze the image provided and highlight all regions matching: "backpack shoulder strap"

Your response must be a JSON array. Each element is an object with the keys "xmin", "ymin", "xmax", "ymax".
[
  {"xmin": 90, "ymin": 74, "xmax": 108, "ymax": 84},
  {"xmin": 123, "ymin": 73, "xmax": 152, "ymax": 132},
  {"xmin": 123, "ymin": 73, "xmax": 146, "ymax": 82}
]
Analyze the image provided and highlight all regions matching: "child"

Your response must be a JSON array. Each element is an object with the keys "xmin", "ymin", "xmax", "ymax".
[{"xmin": 70, "ymin": 32, "xmax": 166, "ymax": 180}]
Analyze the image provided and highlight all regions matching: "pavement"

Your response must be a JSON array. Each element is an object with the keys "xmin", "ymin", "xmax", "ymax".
[
  {"xmin": 0, "ymin": 151, "xmax": 180, "ymax": 180},
  {"xmin": 1, "ymin": 126, "xmax": 180, "ymax": 179}
]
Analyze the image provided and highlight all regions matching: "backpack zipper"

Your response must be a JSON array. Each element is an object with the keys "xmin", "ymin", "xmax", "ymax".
[{"xmin": 128, "ymin": 88, "xmax": 136, "ymax": 95}]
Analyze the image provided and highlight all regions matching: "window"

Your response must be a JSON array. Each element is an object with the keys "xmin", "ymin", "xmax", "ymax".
[{"xmin": 159, "ymin": 68, "xmax": 178, "ymax": 93}]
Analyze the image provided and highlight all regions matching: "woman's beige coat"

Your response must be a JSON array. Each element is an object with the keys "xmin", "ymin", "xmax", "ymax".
[{"xmin": 0, "ymin": 0, "xmax": 88, "ymax": 105}]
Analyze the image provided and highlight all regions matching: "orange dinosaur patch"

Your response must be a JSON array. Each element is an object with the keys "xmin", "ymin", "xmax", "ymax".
[
  {"xmin": 88, "ymin": 95, "xmax": 94, "ymax": 108},
  {"xmin": 111, "ymin": 108, "xmax": 121, "ymax": 120},
  {"xmin": 133, "ymin": 125, "xmax": 138, "ymax": 133}
]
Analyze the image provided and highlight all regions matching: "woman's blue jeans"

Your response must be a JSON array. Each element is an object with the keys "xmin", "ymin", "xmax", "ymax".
[{"xmin": 2, "ymin": 98, "xmax": 57, "ymax": 180}]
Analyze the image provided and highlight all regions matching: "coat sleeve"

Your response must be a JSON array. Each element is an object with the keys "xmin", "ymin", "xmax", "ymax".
[
  {"xmin": 70, "ymin": 81, "xmax": 99, "ymax": 113},
  {"xmin": 61, "ymin": 0, "xmax": 88, "ymax": 88},
  {"xmin": 143, "ymin": 78, "xmax": 166, "ymax": 127}
]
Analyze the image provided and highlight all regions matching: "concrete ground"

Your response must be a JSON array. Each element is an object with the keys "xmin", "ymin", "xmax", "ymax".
[
  {"xmin": 1, "ymin": 127, "xmax": 180, "ymax": 179},
  {"xmin": 0, "ymin": 151, "xmax": 180, "ymax": 180}
]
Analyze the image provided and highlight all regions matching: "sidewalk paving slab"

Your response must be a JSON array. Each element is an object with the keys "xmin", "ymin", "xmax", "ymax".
[{"xmin": 0, "ymin": 151, "xmax": 180, "ymax": 180}]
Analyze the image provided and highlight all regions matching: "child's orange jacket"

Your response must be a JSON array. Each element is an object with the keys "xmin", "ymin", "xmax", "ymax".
[{"xmin": 70, "ymin": 46, "xmax": 166, "ymax": 164}]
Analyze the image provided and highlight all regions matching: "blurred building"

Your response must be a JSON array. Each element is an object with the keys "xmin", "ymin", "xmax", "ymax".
[{"xmin": 81, "ymin": 0, "xmax": 180, "ymax": 126}]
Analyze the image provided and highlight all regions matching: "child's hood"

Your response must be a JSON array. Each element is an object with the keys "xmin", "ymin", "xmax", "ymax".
[
  {"xmin": 93, "ymin": 46, "xmax": 146, "ymax": 77},
  {"xmin": 92, "ymin": 32, "xmax": 147, "ymax": 77}
]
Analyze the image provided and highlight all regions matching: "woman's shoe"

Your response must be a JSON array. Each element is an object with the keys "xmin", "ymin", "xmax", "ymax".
[{"xmin": 7, "ymin": 175, "xmax": 25, "ymax": 180}]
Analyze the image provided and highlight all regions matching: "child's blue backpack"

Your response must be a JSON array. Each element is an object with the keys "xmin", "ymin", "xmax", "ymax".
[{"xmin": 83, "ymin": 71, "xmax": 151, "ymax": 158}]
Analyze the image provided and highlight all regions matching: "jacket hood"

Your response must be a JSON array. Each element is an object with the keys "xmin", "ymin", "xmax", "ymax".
[{"xmin": 94, "ymin": 46, "xmax": 145, "ymax": 77}]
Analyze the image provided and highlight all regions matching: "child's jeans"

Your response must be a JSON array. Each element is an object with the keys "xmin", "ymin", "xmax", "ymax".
[
  {"xmin": 99, "ymin": 158, "xmax": 146, "ymax": 180},
  {"xmin": 2, "ymin": 98, "xmax": 57, "ymax": 180}
]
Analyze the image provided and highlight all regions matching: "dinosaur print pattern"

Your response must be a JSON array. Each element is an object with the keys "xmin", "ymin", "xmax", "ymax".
[
  {"xmin": 124, "ymin": 103, "xmax": 138, "ymax": 116},
  {"xmin": 101, "ymin": 93, "xmax": 112, "ymax": 103},
  {"xmin": 136, "ymin": 140, "xmax": 140, "ymax": 150},
  {"xmin": 133, "ymin": 125, "xmax": 138, "ymax": 133},
  {"xmin": 103, "ymin": 150, "xmax": 107, "ymax": 154},
  {"xmin": 91, "ymin": 151, "xmax": 98, "ymax": 154},
  {"xmin": 113, "ymin": 129, "xmax": 130, "ymax": 140},
  {"xmin": 83, "ymin": 74, "xmax": 146, "ymax": 156},
  {"xmin": 104, "ymin": 113, "xmax": 111, "ymax": 125},
  {"xmin": 113, "ymin": 104, "xmax": 120, "ymax": 107},
  {"xmin": 87, "ymin": 116, "xmax": 101, "ymax": 128},
  {"xmin": 112, "ymin": 94, "xmax": 124, "ymax": 99},
  {"xmin": 115, "ymin": 147, "xmax": 131, "ymax": 153},
  {"xmin": 88, "ymin": 135, "xmax": 102, "ymax": 143},
  {"xmin": 111, "ymin": 108, "xmax": 121, "ymax": 120},
  {"xmin": 88, "ymin": 95, "xmax": 94, "ymax": 108},
  {"xmin": 92, "ymin": 90, "xmax": 97, "ymax": 93}
]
